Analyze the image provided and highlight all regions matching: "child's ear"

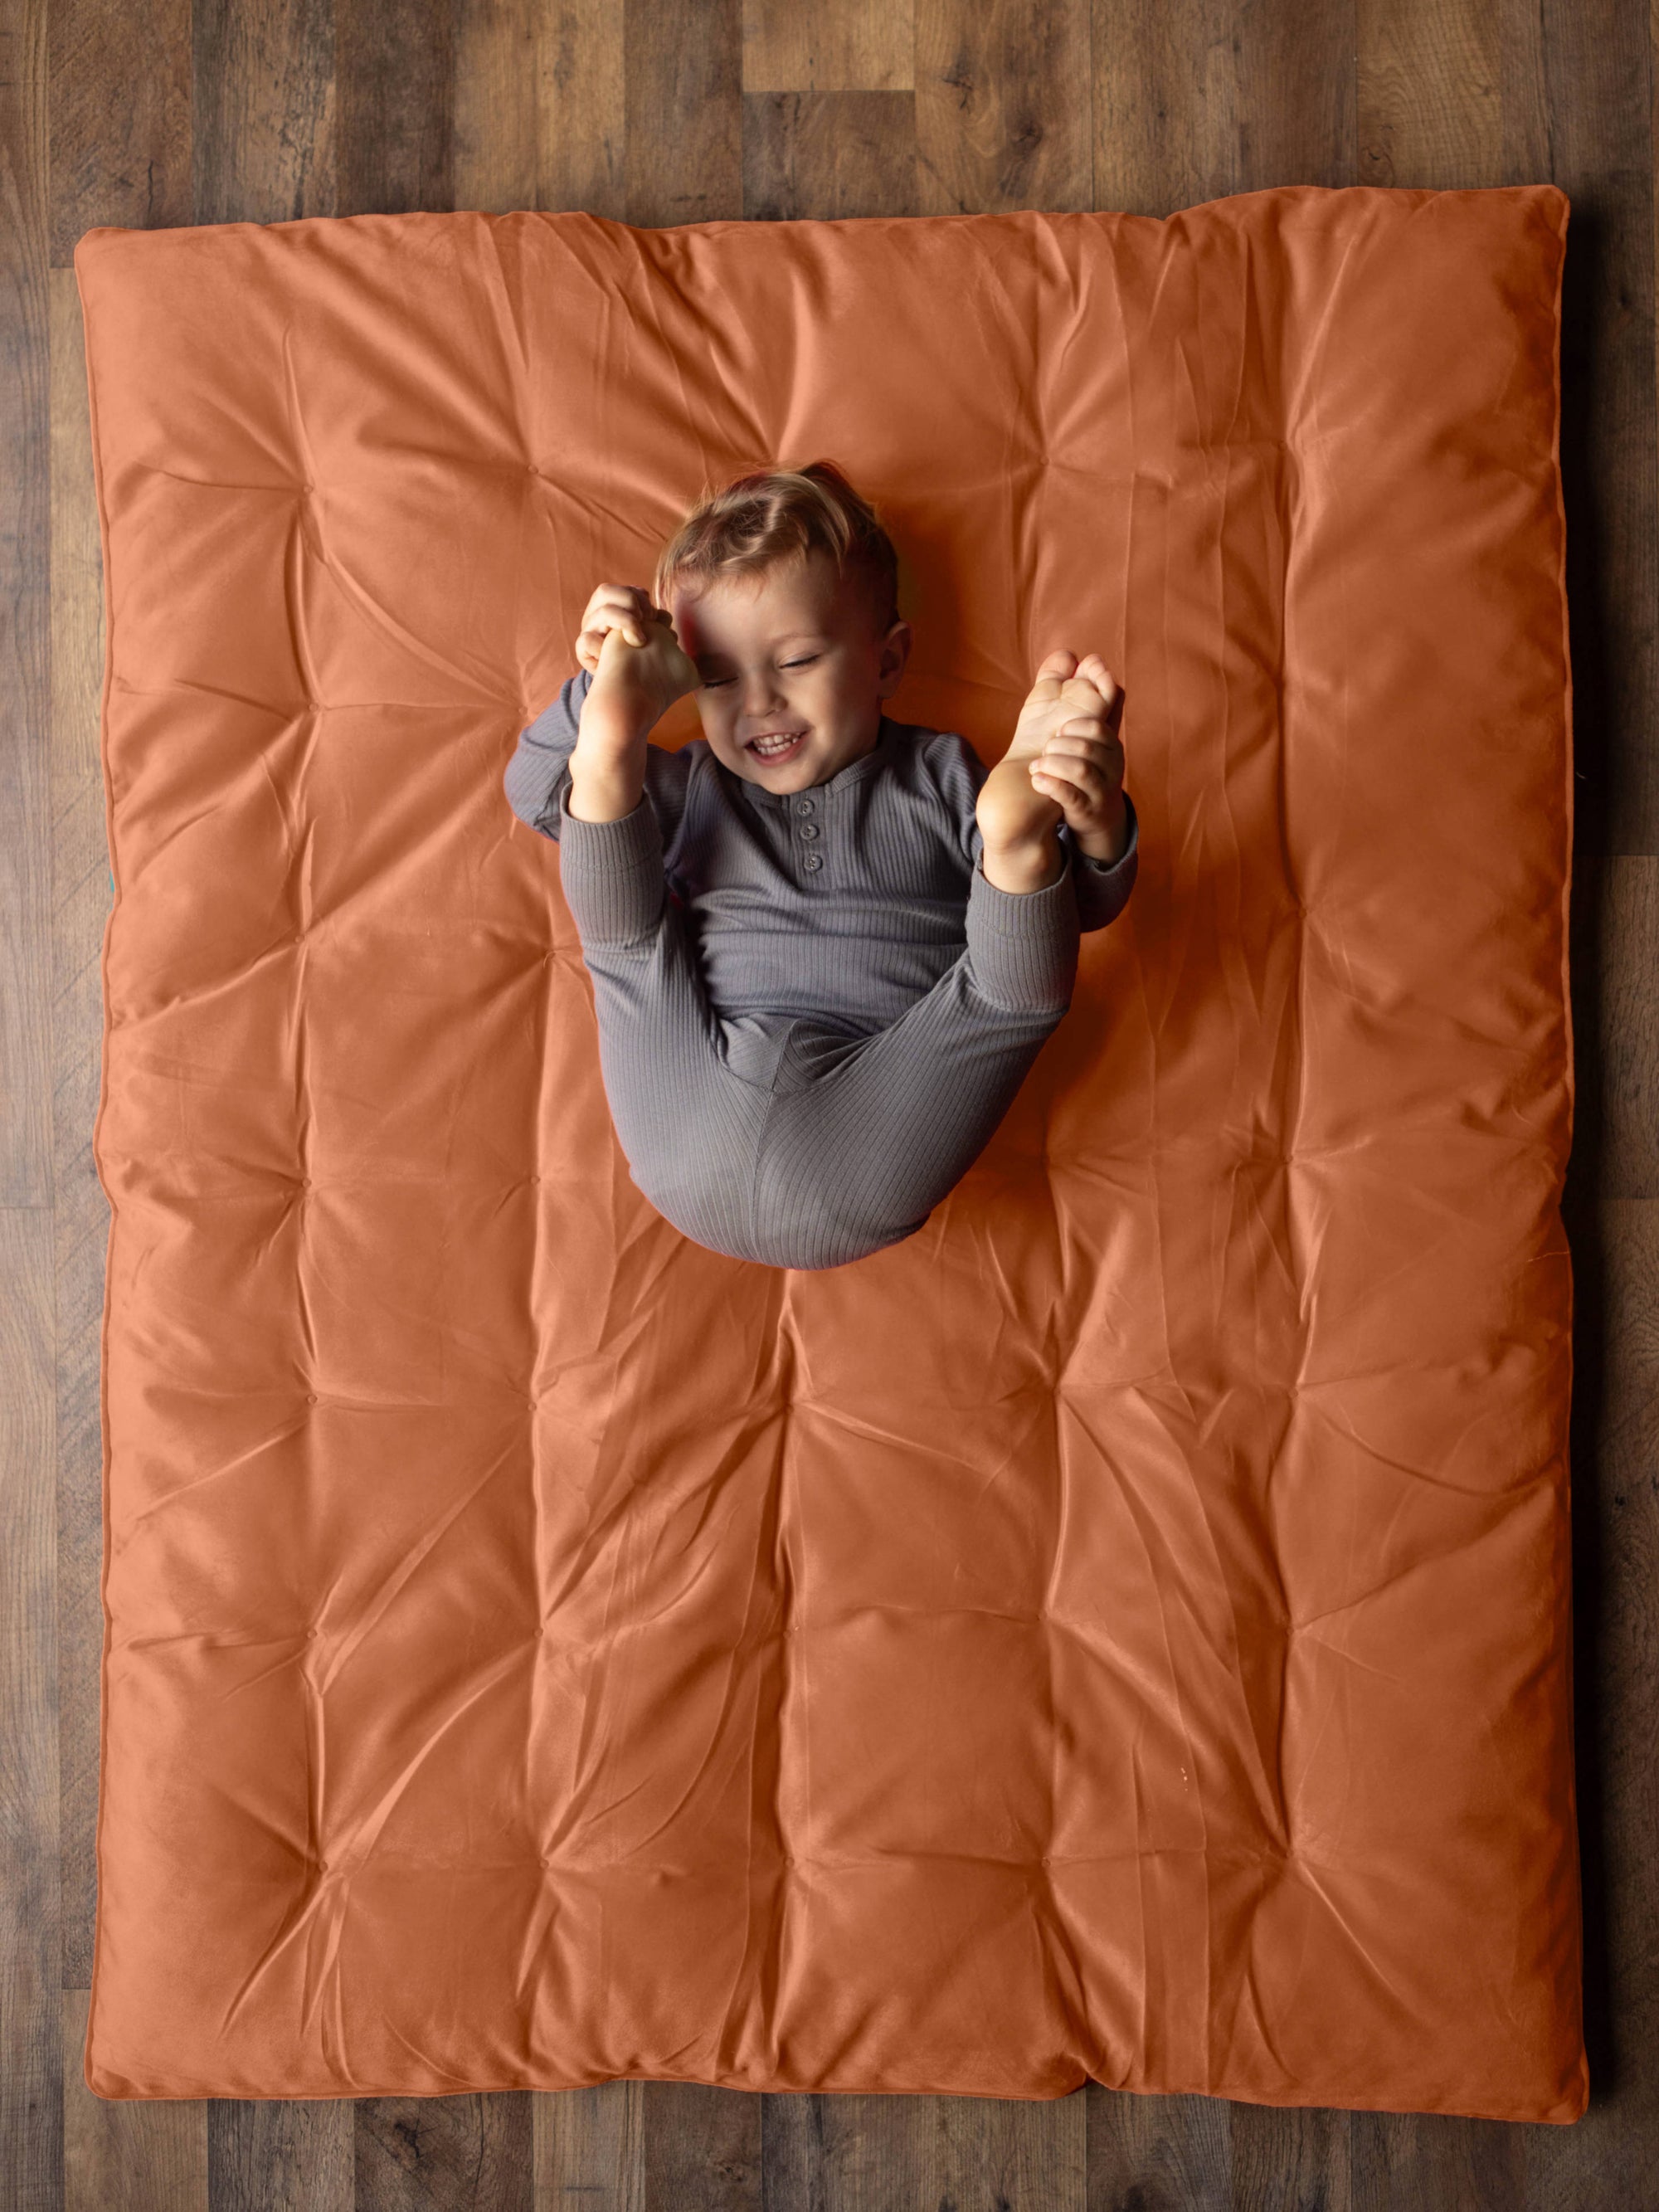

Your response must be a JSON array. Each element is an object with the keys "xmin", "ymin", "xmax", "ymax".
[{"xmin": 877, "ymin": 619, "xmax": 912, "ymax": 696}]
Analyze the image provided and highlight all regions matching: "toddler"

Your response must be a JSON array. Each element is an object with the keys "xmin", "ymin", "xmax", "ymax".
[{"xmin": 502, "ymin": 460, "xmax": 1139, "ymax": 1269}]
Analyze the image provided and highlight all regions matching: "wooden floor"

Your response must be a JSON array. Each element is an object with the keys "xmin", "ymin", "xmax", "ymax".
[{"xmin": 3, "ymin": 0, "xmax": 1655, "ymax": 2205}]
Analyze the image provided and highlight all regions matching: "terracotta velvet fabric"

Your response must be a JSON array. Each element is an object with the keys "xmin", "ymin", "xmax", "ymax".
[{"xmin": 74, "ymin": 186, "xmax": 1585, "ymax": 2119}]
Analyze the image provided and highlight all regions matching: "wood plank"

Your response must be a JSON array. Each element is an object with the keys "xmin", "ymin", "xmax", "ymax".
[
  {"xmin": 1347, "ymin": 2108, "xmax": 1522, "ymax": 2208},
  {"xmin": 742, "ymin": 90, "xmax": 917, "ymax": 218},
  {"xmin": 1554, "ymin": 1190, "xmax": 1659, "ymax": 2195},
  {"xmin": 61, "ymin": 1988, "xmax": 207, "ymax": 2212},
  {"xmin": 3, "ymin": 0, "xmax": 51, "ymax": 1203},
  {"xmin": 1494, "ymin": 0, "xmax": 1552, "ymax": 189},
  {"xmin": 192, "ymin": 0, "xmax": 337, "ymax": 225},
  {"xmin": 49, "ymin": 261, "xmax": 107, "ymax": 1995},
  {"xmin": 536, "ymin": 0, "xmax": 627, "ymax": 218},
  {"xmin": 1092, "ymin": 0, "xmax": 1243, "ymax": 216},
  {"xmin": 456, "ymin": 0, "xmax": 628, "ymax": 222},
  {"xmin": 2, "ymin": 1211, "xmax": 61, "ymax": 2212},
  {"xmin": 1227, "ymin": 0, "xmax": 1357, "ymax": 192},
  {"xmin": 47, "ymin": 0, "xmax": 192, "ymax": 264},
  {"xmin": 758, "ymin": 2097, "xmax": 848, "ymax": 2210},
  {"xmin": 916, "ymin": 0, "xmax": 1092, "ymax": 214},
  {"xmin": 1598, "ymin": 856, "xmax": 1659, "ymax": 1201},
  {"xmin": 1084, "ymin": 2087, "xmax": 1230, "ymax": 2210},
  {"xmin": 208, "ymin": 2098, "xmax": 353, "ymax": 2212},
  {"xmin": 1092, "ymin": 0, "xmax": 1356, "ymax": 215},
  {"xmin": 640, "ymin": 2081, "xmax": 760, "ymax": 2212},
  {"xmin": 354, "ymin": 2093, "xmax": 535, "ymax": 2210},
  {"xmin": 1356, "ymin": 0, "xmax": 1502, "ymax": 188},
  {"xmin": 335, "ymin": 0, "xmax": 455, "ymax": 216},
  {"xmin": 1228, "ymin": 2103, "xmax": 1360, "ymax": 2210},
  {"xmin": 2, "ymin": 0, "xmax": 61, "ymax": 2197},
  {"xmin": 741, "ymin": 0, "xmax": 914, "ymax": 94},
  {"xmin": 457, "ymin": 0, "xmax": 539, "ymax": 219},
  {"xmin": 1534, "ymin": 0, "xmax": 1658, "ymax": 858},
  {"xmin": 936, "ymin": 2083, "xmax": 1087, "ymax": 2210},
  {"xmin": 624, "ymin": 0, "xmax": 742, "ymax": 227},
  {"xmin": 534, "ymin": 2080, "xmax": 645, "ymax": 2210},
  {"xmin": 762, "ymin": 2093, "xmax": 939, "ymax": 2210},
  {"xmin": 1517, "ymin": 940, "xmax": 1659, "ymax": 2195},
  {"xmin": 1555, "ymin": 846, "xmax": 1615, "ymax": 2173}
]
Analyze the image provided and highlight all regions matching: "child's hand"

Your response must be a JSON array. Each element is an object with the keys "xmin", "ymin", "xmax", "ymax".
[
  {"xmin": 575, "ymin": 582, "xmax": 700, "ymax": 738},
  {"xmin": 1005, "ymin": 650, "xmax": 1129, "ymax": 862},
  {"xmin": 576, "ymin": 582, "xmax": 656, "ymax": 670}
]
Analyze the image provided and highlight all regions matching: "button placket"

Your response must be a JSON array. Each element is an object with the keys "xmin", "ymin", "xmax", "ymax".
[{"xmin": 792, "ymin": 792, "xmax": 824, "ymax": 876}]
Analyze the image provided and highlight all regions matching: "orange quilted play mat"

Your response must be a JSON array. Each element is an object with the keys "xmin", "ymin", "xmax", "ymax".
[{"xmin": 74, "ymin": 186, "xmax": 1585, "ymax": 2118}]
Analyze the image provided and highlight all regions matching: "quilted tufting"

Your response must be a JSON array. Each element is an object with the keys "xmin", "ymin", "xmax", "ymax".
[{"xmin": 74, "ymin": 186, "xmax": 1584, "ymax": 2118}]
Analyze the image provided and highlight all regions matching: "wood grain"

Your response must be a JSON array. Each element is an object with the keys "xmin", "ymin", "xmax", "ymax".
[
  {"xmin": 624, "ymin": 0, "xmax": 743, "ymax": 227},
  {"xmin": 916, "ymin": 0, "xmax": 1092, "ymax": 215},
  {"xmin": 3, "ymin": 0, "xmax": 60, "ymax": 2200},
  {"xmin": 1357, "ymin": 0, "xmax": 1503, "ymax": 188},
  {"xmin": 49, "ymin": 264, "xmax": 106, "ymax": 1997},
  {"xmin": 354, "ymin": 2095, "xmax": 534, "ymax": 2211},
  {"xmin": 743, "ymin": 90, "xmax": 917, "ymax": 218},
  {"xmin": 61, "ymin": 1990, "xmax": 207, "ymax": 2212},
  {"xmin": 47, "ymin": 0, "xmax": 192, "ymax": 262},
  {"xmin": 194, "ymin": 0, "xmax": 337, "ymax": 225},
  {"xmin": 535, "ymin": 2080, "xmax": 645, "ymax": 2210},
  {"xmin": 1093, "ymin": 0, "xmax": 1355, "ymax": 215},
  {"xmin": 336, "ymin": 0, "xmax": 455, "ymax": 217},
  {"xmin": 741, "ymin": 0, "xmax": 913, "ymax": 93}
]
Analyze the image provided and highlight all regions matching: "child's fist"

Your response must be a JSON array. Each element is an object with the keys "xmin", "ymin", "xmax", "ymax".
[{"xmin": 575, "ymin": 582, "xmax": 658, "ymax": 670}]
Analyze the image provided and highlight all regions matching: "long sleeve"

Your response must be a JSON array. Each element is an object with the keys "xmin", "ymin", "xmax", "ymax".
[
  {"xmin": 503, "ymin": 663, "xmax": 694, "ymax": 860},
  {"xmin": 926, "ymin": 730, "xmax": 1140, "ymax": 934},
  {"xmin": 1061, "ymin": 791, "xmax": 1138, "ymax": 932}
]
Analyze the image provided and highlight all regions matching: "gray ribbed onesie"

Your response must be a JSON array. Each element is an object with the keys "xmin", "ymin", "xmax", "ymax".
[{"xmin": 503, "ymin": 666, "xmax": 1140, "ymax": 1269}]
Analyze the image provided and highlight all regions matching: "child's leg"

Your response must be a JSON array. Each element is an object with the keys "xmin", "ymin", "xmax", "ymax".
[
  {"xmin": 557, "ymin": 797, "xmax": 772, "ymax": 1259},
  {"xmin": 741, "ymin": 853, "xmax": 1085, "ymax": 1269}
]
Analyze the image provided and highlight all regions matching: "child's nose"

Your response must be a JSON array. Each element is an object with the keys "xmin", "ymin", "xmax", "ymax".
[{"xmin": 742, "ymin": 670, "xmax": 788, "ymax": 715}]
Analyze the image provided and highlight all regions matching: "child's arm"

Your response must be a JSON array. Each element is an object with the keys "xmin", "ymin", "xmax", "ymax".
[
  {"xmin": 1064, "ymin": 791, "xmax": 1139, "ymax": 932},
  {"xmin": 504, "ymin": 581, "xmax": 698, "ymax": 847},
  {"xmin": 502, "ymin": 662, "xmax": 694, "ymax": 856},
  {"xmin": 933, "ymin": 732, "xmax": 1140, "ymax": 935},
  {"xmin": 567, "ymin": 586, "xmax": 701, "ymax": 822},
  {"xmin": 504, "ymin": 665, "xmax": 586, "ymax": 836}
]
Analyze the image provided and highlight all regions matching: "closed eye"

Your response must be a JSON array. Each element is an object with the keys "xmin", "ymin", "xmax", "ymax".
[{"xmin": 701, "ymin": 655, "xmax": 820, "ymax": 689}]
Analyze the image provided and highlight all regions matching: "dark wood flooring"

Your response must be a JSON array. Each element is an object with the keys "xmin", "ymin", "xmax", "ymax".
[{"xmin": 4, "ymin": 0, "xmax": 1654, "ymax": 2205}]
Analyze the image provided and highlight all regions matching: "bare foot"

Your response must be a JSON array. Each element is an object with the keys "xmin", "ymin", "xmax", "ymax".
[
  {"xmin": 977, "ymin": 648, "xmax": 1127, "ymax": 865},
  {"xmin": 583, "ymin": 612, "xmax": 699, "ymax": 738},
  {"xmin": 976, "ymin": 753, "xmax": 1065, "ymax": 879}
]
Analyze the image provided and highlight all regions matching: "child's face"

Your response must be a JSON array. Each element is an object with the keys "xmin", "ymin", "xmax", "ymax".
[{"xmin": 672, "ymin": 548, "xmax": 911, "ymax": 792}]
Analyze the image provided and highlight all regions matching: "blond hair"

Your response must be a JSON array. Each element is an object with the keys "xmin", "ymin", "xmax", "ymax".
[{"xmin": 653, "ymin": 460, "xmax": 901, "ymax": 636}]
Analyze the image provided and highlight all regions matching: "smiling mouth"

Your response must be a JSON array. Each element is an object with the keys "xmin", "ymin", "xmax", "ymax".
[{"xmin": 747, "ymin": 731, "xmax": 808, "ymax": 763}]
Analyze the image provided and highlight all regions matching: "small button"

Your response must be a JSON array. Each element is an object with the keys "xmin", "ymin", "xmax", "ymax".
[
  {"xmin": 799, "ymin": 823, "xmax": 820, "ymax": 840},
  {"xmin": 802, "ymin": 854, "xmax": 823, "ymax": 871},
  {"xmin": 795, "ymin": 799, "xmax": 815, "ymax": 816}
]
